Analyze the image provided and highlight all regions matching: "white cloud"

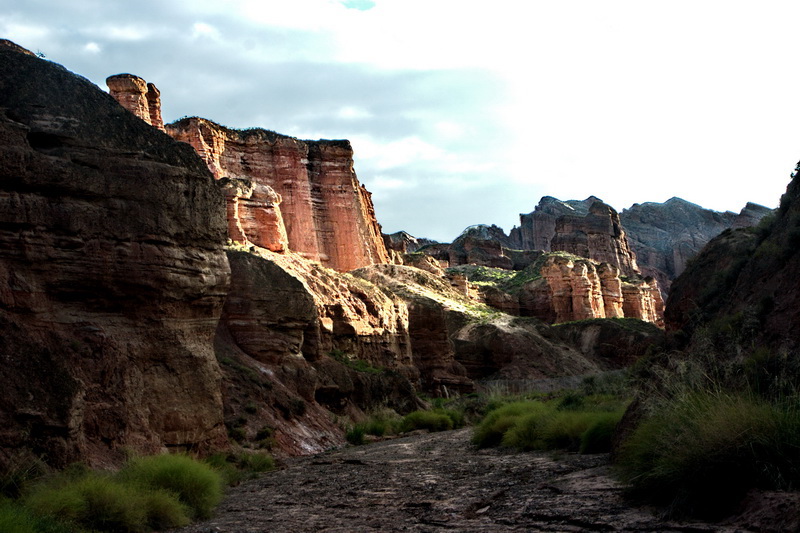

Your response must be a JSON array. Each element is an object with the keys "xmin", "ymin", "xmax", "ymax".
[
  {"xmin": 83, "ymin": 42, "xmax": 101, "ymax": 53},
  {"xmin": 191, "ymin": 22, "xmax": 221, "ymax": 40},
  {"xmin": 337, "ymin": 106, "xmax": 372, "ymax": 120}
]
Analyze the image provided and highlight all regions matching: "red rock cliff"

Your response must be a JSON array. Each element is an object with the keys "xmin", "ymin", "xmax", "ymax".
[
  {"xmin": 550, "ymin": 201, "xmax": 640, "ymax": 277},
  {"xmin": 106, "ymin": 74, "xmax": 165, "ymax": 132},
  {"xmin": 516, "ymin": 255, "xmax": 663, "ymax": 326},
  {"xmin": 1, "ymin": 45, "xmax": 230, "ymax": 468},
  {"xmin": 106, "ymin": 78, "xmax": 389, "ymax": 272},
  {"xmin": 164, "ymin": 118, "xmax": 389, "ymax": 272}
]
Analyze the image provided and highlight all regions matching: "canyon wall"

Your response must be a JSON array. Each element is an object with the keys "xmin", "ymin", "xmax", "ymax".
[
  {"xmin": 510, "ymin": 196, "xmax": 602, "ymax": 251},
  {"xmin": 620, "ymin": 197, "xmax": 772, "ymax": 294},
  {"xmin": 550, "ymin": 201, "xmax": 640, "ymax": 277},
  {"xmin": 165, "ymin": 118, "xmax": 389, "ymax": 272},
  {"xmin": 665, "ymin": 173, "xmax": 800, "ymax": 352},
  {"xmin": 106, "ymin": 77, "xmax": 389, "ymax": 272},
  {"xmin": 0, "ymin": 43, "xmax": 230, "ymax": 468},
  {"xmin": 516, "ymin": 256, "xmax": 664, "ymax": 327}
]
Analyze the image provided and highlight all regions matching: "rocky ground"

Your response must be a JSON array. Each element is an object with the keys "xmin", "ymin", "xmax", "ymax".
[{"xmin": 175, "ymin": 428, "xmax": 791, "ymax": 533}]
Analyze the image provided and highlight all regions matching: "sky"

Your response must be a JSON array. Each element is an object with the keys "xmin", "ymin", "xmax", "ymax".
[{"xmin": 2, "ymin": 0, "xmax": 800, "ymax": 242}]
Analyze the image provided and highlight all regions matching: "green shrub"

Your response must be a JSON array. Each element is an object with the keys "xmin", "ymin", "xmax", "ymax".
[
  {"xmin": 346, "ymin": 425, "xmax": 367, "ymax": 445},
  {"xmin": 0, "ymin": 456, "xmax": 49, "ymax": 499},
  {"xmin": 361, "ymin": 419, "xmax": 387, "ymax": 437},
  {"xmin": 472, "ymin": 401, "xmax": 545, "ymax": 448},
  {"xmin": 203, "ymin": 452, "xmax": 273, "ymax": 486},
  {"xmin": 616, "ymin": 391, "xmax": 800, "ymax": 517},
  {"xmin": 500, "ymin": 410, "xmax": 551, "ymax": 450},
  {"xmin": 235, "ymin": 452, "xmax": 275, "ymax": 473},
  {"xmin": 141, "ymin": 490, "xmax": 191, "ymax": 530},
  {"xmin": 120, "ymin": 454, "xmax": 223, "ymax": 520},
  {"xmin": 0, "ymin": 499, "xmax": 74, "ymax": 533},
  {"xmin": 400, "ymin": 410, "xmax": 453, "ymax": 433},
  {"xmin": 434, "ymin": 408, "xmax": 465, "ymax": 429},
  {"xmin": 25, "ymin": 473, "xmax": 151, "ymax": 532},
  {"xmin": 579, "ymin": 412, "xmax": 623, "ymax": 454}
]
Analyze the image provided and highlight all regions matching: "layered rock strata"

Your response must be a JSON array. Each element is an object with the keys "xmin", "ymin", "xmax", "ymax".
[
  {"xmin": 516, "ymin": 256, "xmax": 664, "ymax": 327},
  {"xmin": 106, "ymin": 74, "xmax": 165, "ymax": 132},
  {"xmin": 510, "ymin": 196, "xmax": 602, "ymax": 251},
  {"xmin": 1, "ymin": 45, "xmax": 230, "ymax": 468},
  {"xmin": 550, "ymin": 201, "xmax": 640, "ymax": 277},
  {"xmin": 620, "ymin": 197, "xmax": 772, "ymax": 294},
  {"xmin": 215, "ymin": 250, "xmax": 421, "ymax": 454},
  {"xmin": 218, "ymin": 178, "xmax": 288, "ymax": 252},
  {"xmin": 164, "ymin": 118, "xmax": 389, "ymax": 272},
  {"xmin": 107, "ymin": 78, "xmax": 389, "ymax": 272}
]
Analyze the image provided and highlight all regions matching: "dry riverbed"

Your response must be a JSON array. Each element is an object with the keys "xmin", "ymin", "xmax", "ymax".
[{"xmin": 178, "ymin": 428, "xmax": 795, "ymax": 532}]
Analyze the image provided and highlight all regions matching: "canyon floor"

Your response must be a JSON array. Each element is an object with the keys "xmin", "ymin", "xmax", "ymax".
[{"xmin": 175, "ymin": 428, "xmax": 773, "ymax": 533}]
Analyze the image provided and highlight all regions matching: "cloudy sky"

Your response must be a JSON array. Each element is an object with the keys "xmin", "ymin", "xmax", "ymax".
[{"xmin": 3, "ymin": 1, "xmax": 800, "ymax": 241}]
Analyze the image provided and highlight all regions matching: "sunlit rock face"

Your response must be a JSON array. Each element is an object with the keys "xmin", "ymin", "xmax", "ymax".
[
  {"xmin": 516, "ymin": 255, "xmax": 662, "ymax": 326},
  {"xmin": 107, "ymin": 76, "xmax": 390, "ymax": 272},
  {"xmin": 165, "ymin": 118, "xmax": 390, "ymax": 271},
  {"xmin": 218, "ymin": 178, "xmax": 289, "ymax": 253},
  {"xmin": 106, "ymin": 73, "xmax": 165, "ymax": 132},
  {"xmin": 1, "ymin": 44, "xmax": 230, "ymax": 468}
]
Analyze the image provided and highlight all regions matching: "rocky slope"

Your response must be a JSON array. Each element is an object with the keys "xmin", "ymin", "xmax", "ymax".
[
  {"xmin": 620, "ymin": 197, "xmax": 772, "ymax": 294},
  {"xmin": 665, "ymin": 174, "xmax": 799, "ymax": 351},
  {"xmin": 0, "ymin": 41, "xmax": 668, "ymax": 468},
  {"xmin": 107, "ymin": 75, "xmax": 389, "ymax": 272},
  {"xmin": 0, "ymin": 41, "xmax": 230, "ymax": 468},
  {"xmin": 509, "ymin": 195, "xmax": 603, "ymax": 251}
]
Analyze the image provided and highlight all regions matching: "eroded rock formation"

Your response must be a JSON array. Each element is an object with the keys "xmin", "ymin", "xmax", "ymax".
[
  {"xmin": 510, "ymin": 196, "xmax": 602, "ymax": 251},
  {"xmin": 620, "ymin": 197, "xmax": 772, "ymax": 295},
  {"xmin": 106, "ymin": 73, "xmax": 165, "ymax": 132},
  {"xmin": 218, "ymin": 178, "xmax": 289, "ymax": 252},
  {"xmin": 550, "ymin": 201, "xmax": 640, "ymax": 277},
  {"xmin": 168, "ymin": 117, "xmax": 390, "ymax": 271},
  {"xmin": 1, "ymin": 45, "xmax": 230, "ymax": 468},
  {"xmin": 107, "ymin": 78, "xmax": 389, "ymax": 272},
  {"xmin": 516, "ymin": 255, "xmax": 663, "ymax": 327}
]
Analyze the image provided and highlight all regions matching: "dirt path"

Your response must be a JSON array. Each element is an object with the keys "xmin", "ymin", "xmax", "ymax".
[{"xmin": 178, "ymin": 429, "xmax": 749, "ymax": 532}]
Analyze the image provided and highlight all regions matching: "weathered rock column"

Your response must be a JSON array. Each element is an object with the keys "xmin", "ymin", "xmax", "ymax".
[{"xmin": 106, "ymin": 74, "xmax": 152, "ymax": 125}]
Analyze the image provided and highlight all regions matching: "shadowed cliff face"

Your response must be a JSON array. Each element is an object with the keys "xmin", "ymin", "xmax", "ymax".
[
  {"xmin": 620, "ymin": 198, "xmax": 772, "ymax": 296},
  {"xmin": 0, "ymin": 44, "xmax": 230, "ymax": 468},
  {"xmin": 665, "ymin": 174, "xmax": 800, "ymax": 351}
]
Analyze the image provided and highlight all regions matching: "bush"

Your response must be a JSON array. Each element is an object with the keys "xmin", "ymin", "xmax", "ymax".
[
  {"xmin": 346, "ymin": 425, "xmax": 366, "ymax": 445},
  {"xmin": 120, "ymin": 454, "xmax": 223, "ymax": 519},
  {"xmin": 204, "ymin": 451, "xmax": 273, "ymax": 486},
  {"xmin": 616, "ymin": 391, "xmax": 800, "ymax": 517},
  {"xmin": 0, "ymin": 499, "xmax": 73, "ymax": 533},
  {"xmin": 579, "ymin": 412, "xmax": 623, "ymax": 454},
  {"xmin": 400, "ymin": 410, "xmax": 453, "ymax": 433},
  {"xmin": 472, "ymin": 401, "xmax": 546, "ymax": 448},
  {"xmin": 25, "ymin": 473, "xmax": 154, "ymax": 532}
]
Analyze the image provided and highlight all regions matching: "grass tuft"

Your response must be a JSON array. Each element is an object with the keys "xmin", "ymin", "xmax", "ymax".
[
  {"xmin": 616, "ymin": 391, "xmax": 800, "ymax": 517},
  {"xmin": 119, "ymin": 454, "xmax": 223, "ymax": 520}
]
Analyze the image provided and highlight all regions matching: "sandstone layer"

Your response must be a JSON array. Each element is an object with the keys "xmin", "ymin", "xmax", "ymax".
[
  {"xmin": 0, "ymin": 45, "xmax": 230, "ymax": 468},
  {"xmin": 510, "ymin": 196, "xmax": 602, "ymax": 251},
  {"xmin": 214, "ymin": 250, "xmax": 421, "ymax": 455},
  {"xmin": 550, "ymin": 201, "xmax": 640, "ymax": 277},
  {"xmin": 106, "ymin": 73, "xmax": 165, "ymax": 132},
  {"xmin": 517, "ymin": 256, "xmax": 663, "ymax": 327},
  {"xmin": 164, "ymin": 117, "xmax": 389, "ymax": 272}
]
